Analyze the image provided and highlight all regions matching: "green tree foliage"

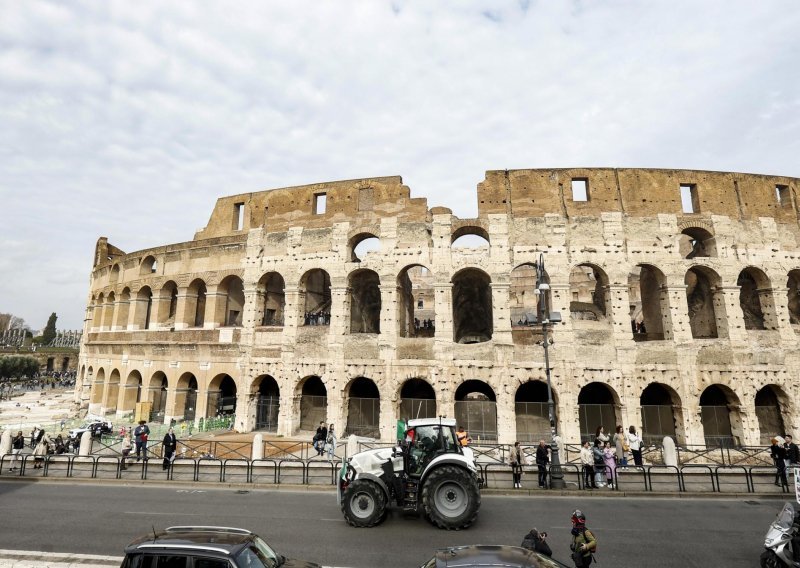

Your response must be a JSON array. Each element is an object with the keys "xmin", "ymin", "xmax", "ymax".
[
  {"xmin": 42, "ymin": 312, "xmax": 57, "ymax": 345},
  {"xmin": 0, "ymin": 355, "xmax": 39, "ymax": 378}
]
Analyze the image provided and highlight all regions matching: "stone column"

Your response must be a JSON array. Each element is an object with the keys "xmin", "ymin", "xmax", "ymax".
[
  {"xmin": 111, "ymin": 298, "xmax": 128, "ymax": 331},
  {"xmin": 768, "ymin": 287, "xmax": 795, "ymax": 342},
  {"xmin": 379, "ymin": 383, "xmax": 398, "ymax": 443},
  {"xmin": 204, "ymin": 287, "xmax": 225, "ymax": 329},
  {"xmin": 235, "ymin": 389, "xmax": 254, "ymax": 433},
  {"xmin": 496, "ymin": 386, "xmax": 515, "ymax": 444},
  {"xmin": 329, "ymin": 285, "xmax": 349, "ymax": 337},
  {"xmin": 715, "ymin": 285, "xmax": 747, "ymax": 342},
  {"xmin": 281, "ymin": 286, "xmax": 301, "ymax": 352},
  {"xmin": 433, "ymin": 282, "xmax": 454, "ymax": 360},
  {"xmin": 490, "ymin": 282, "xmax": 512, "ymax": 351},
  {"xmin": 378, "ymin": 283, "xmax": 398, "ymax": 361},
  {"xmin": 173, "ymin": 288, "xmax": 193, "ymax": 331},
  {"xmin": 607, "ymin": 284, "xmax": 636, "ymax": 343},
  {"xmin": 128, "ymin": 297, "xmax": 149, "ymax": 331},
  {"xmin": 663, "ymin": 285, "xmax": 693, "ymax": 343}
]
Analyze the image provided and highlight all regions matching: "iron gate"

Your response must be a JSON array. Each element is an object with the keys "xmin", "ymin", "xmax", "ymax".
[
  {"xmin": 345, "ymin": 397, "xmax": 380, "ymax": 438},
  {"xmin": 578, "ymin": 404, "xmax": 617, "ymax": 442},
  {"xmin": 299, "ymin": 395, "xmax": 326, "ymax": 431},
  {"xmin": 454, "ymin": 400, "xmax": 497, "ymax": 442},
  {"xmin": 399, "ymin": 398, "xmax": 437, "ymax": 421},
  {"xmin": 701, "ymin": 405, "xmax": 736, "ymax": 447},
  {"xmin": 515, "ymin": 401, "xmax": 554, "ymax": 442},
  {"xmin": 255, "ymin": 396, "xmax": 279, "ymax": 431},
  {"xmin": 640, "ymin": 404, "xmax": 677, "ymax": 444}
]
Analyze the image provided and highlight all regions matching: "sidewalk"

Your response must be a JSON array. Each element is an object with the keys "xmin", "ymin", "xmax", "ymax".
[{"xmin": 0, "ymin": 549, "xmax": 121, "ymax": 568}]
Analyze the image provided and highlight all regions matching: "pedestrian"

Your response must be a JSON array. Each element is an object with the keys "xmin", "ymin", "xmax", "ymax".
[
  {"xmin": 595, "ymin": 426, "xmax": 609, "ymax": 445},
  {"xmin": 162, "ymin": 427, "xmax": 177, "ymax": 471},
  {"xmin": 521, "ymin": 527, "xmax": 552, "ymax": 557},
  {"xmin": 603, "ymin": 441, "xmax": 616, "ymax": 488},
  {"xmin": 785, "ymin": 435, "xmax": 799, "ymax": 471},
  {"xmin": 11, "ymin": 430, "xmax": 24, "ymax": 471},
  {"xmin": 32, "ymin": 432, "xmax": 51, "ymax": 469},
  {"xmin": 626, "ymin": 425, "xmax": 643, "ymax": 469},
  {"xmin": 314, "ymin": 421, "xmax": 327, "ymax": 456},
  {"xmin": 326, "ymin": 424, "xmax": 337, "ymax": 460},
  {"xmin": 133, "ymin": 420, "xmax": 150, "ymax": 461},
  {"xmin": 457, "ymin": 426, "xmax": 471, "ymax": 447},
  {"xmin": 771, "ymin": 437, "xmax": 789, "ymax": 488},
  {"xmin": 535, "ymin": 439, "xmax": 550, "ymax": 488},
  {"xmin": 613, "ymin": 425, "xmax": 627, "ymax": 468},
  {"xmin": 569, "ymin": 509, "xmax": 597, "ymax": 567},
  {"xmin": 510, "ymin": 441, "xmax": 523, "ymax": 489},
  {"xmin": 120, "ymin": 433, "xmax": 132, "ymax": 470},
  {"xmin": 54, "ymin": 435, "xmax": 66, "ymax": 454},
  {"xmin": 592, "ymin": 439, "xmax": 606, "ymax": 488},
  {"xmin": 580, "ymin": 440, "xmax": 596, "ymax": 489}
]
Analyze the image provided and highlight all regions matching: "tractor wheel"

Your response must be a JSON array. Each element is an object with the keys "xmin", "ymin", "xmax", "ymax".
[
  {"xmin": 421, "ymin": 465, "xmax": 481, "ymax": 530},
  {"xmin": 341, "ymin": 479, "xmax": 387, "ymax": 528}
]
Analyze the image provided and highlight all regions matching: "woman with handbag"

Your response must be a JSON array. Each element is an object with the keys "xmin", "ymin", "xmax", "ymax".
[
  {"xmin": 613, "ymin": 425, "xmax": 627, "ymax": 468},
  {"xmin": 626, "ymin": 425, "xmax": 644, "ymax": 469},
  {"xmin": 510, "ymin": 441, "xmax": 523, "ymax": 489}
]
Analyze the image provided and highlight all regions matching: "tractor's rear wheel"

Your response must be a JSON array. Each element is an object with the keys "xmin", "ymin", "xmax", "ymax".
[
  {"xmin": 421, "ymin": 465, "xmax": 480, "ymax": 530},
  {"xmin": 341, "ymin": 479, "xmax": 387, "ymax": 528}
]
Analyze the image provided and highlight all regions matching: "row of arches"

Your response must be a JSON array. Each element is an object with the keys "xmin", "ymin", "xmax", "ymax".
[
  {"xmin": 85, "ymin": 365, "xmax": 788, "ymax": 445},
  {"xmin": 90, "ymin": 262, "xmax": 800, "ymax": 343}
]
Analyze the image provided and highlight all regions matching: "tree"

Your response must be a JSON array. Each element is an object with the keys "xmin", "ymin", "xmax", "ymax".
[
  {"xmin": 42, "ymin": 312, "xmax": 57, "ymax": 345},
  {"xmin": 0, "ymin": 355, "xmax": 39, "ymax": 378}
]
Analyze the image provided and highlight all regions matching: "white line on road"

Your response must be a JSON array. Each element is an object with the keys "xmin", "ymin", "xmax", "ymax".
[{"xmin": 123, "ymin": 511, "xmax": 200, "ymax": 515}]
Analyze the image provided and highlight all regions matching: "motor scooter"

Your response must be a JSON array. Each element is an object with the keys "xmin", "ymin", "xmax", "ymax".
[{"xmin": 761, "ymin": 501, "xmax": 800, "ymax": 567}]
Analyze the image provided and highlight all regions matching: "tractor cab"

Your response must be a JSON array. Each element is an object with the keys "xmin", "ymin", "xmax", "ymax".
[{"xmin": 404, "ymin": 421, "xmax": 462, "ymax": 477}]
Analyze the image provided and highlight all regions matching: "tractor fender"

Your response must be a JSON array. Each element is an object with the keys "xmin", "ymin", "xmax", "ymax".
[
  {"xmin": 420, "ymin": 455, "xmax": 478, "ymax": 487},
  {"xmin": 351, "ymin": 472, "xmax": 391, "ymax": 500}
]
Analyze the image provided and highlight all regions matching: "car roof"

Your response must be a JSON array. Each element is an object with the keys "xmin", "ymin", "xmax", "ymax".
[
  {"xmin": 434, "ymin": 545, "xmax": 559, "ymax": 567},
  {"xmin": 124, "ymin": 526, "xmax": 254, "ymax": 557}
]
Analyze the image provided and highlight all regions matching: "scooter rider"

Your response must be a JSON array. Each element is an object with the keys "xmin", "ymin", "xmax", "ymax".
[{"xmin": 570, "ymin": 510, "xmax": 597, "ymax": 567}]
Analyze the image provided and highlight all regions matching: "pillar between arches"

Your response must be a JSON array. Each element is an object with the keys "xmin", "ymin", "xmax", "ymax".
[
  {"xmin": 770, "ymin": 286, "xmax": 797, "ymax": 342},
  {"xmin": 174, "ymin": 290, "xmax": 194, "ymax": 330},
  {"xmin": 663, "ymin": 285, "xmax": 693, "ymax": 343},
  {"xmin": 204, "ymin": 289, "xmax": 226, "ymax": 329},
  {"xmin": 716, "ymin": 286, "xmax": 747, "ymax": 342}
]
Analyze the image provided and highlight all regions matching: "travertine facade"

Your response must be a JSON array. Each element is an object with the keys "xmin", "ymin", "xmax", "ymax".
[{"xmin": 77, "ymin": 169, "xmax": 800, "ymax": 446}]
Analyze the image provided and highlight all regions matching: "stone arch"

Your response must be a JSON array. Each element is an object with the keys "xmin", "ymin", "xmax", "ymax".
[
  {"xmin": 454, "ymin": 379, "xmax": 497, "ymax": 441},
  {"xmin": 103, "ymin": 368, "xmax": 121, "ymax": 412},
  {"xmin": 252, "ymin": 375, "xmax": 280, "ymax": 431},
  {"xmin": 755, "ymin": 384, "xmax": 789, "ymax": 444},
  {"xmin": 397, "ymin": 264, "xmax": 435, "ymax": 338},
  {"xmin": 140, "ymin": 255, "xmax": 157, "ymax": 276},
  {"xmin": 102, "ymin": 292, "xmax": 116, "ymax": 330},
  {"xmin": 299, "ymin": 269, "xmax": 331, "ymax": 326},
  {"xmin": 345, "ymin": 376, "xmax": 380, "ymax": 437},
  {"xmin": 348, "ymin": 269, "xmax": 381, "ymax": 333},
  {"xmin": 115, "ymin": 288, "xmax": 131, "ymax": 330},
  {"xmin": 187, "ymin": 278, "xmax": 207, "ymax": 328},
  {"xmin": 296, "ymin": 375, "xmax": 327, "ymax": 432},
  {"xmin": 451, "ymin": 225, "xmax": 490, "ymax": 247},
  {"xmin": 568, "ymin": 263, "xmax": 611, "ymax": 322},
  {"xmin": 120, "ymin": 370, "xmax": 143, "ymax": 414},
  {"xmin": 207, "ymin": 373, "xmax": 238, "ymax": 417},
  {"xmin": 91, "ymin": 367, "xmax": 105, "ymax": 404},
  {"xmin": 640, "ymin": 383, "xmax": 684, "ymax": 444},
  {"xmin": 256, "ymin": 272, "xmax": 285, "ymax": 326},
  {"xmin": 109, "ymin": 264, "xmax": 121, "ymax": 283},
  {"xmin": 452, "ymin": 268, "xmax": 493, "ymax": 343},
  {"xmin": 175, "ymin": 372, "xmax": 198, "ymax": 422},
  {"xmin": 786, "ymin": 270, "xmax": 800, "ymax": 328},
  {"xmin": 678, "ymin": 226, "xmax": 717, "ymax": 259},
  {"xmin": 628, "ymin": 264, "xmax": 667, "ymax": 340},
  {"xmin": 398, "ymin": 378, "xmax": 436, "ymax": 421},
  {"xmin": 578, "ymin": 382, "xmax": 621, "ymax": 442},
  {"xmin": 349, "ymin": 232, "xmax": 381, "ymax": 262},
  {"xmin": 134, "ymin": 286, "xmax": 153, "ymax": 330},
  {"xmin": 515, "ymin": 380, "xmax": 557, "ymax": 443},
  {"xmin": 157, "ymin": 281, "xmax": 179, "ymax": 327},
  {"xmin": 217, "ymin": 275, "xmax": 245, "ymax": 327},
  {"xmin": 699, "ymin": 384, "xmax": 743, "ymax": 447},
  {"xmin": 148, "ymin": 371, "xmax": 169, "ymax": 422},
  {"xmin": 738, "ymin": 266, "xmax": 777, "ymax": 331},
  {"xmin": 685, "ymin": 266, "xmax": 722, "ymax": 339},
  {"xmin": 510, "ymin": 262, "xmax": 550, "ymax": 328}
]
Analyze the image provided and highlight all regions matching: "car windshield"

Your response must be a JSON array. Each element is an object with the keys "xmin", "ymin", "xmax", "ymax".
[{"xmin": 234, "ymin": 536, "xmax": 282, "ymax": 568}]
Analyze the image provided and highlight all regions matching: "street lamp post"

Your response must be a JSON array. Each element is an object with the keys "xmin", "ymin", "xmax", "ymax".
[{"xmin": 533, "ymin": 253, "xmax": 566, "ymax": 489}]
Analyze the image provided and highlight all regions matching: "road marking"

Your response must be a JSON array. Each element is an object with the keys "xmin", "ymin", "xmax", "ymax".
[{"xmin": 124, "ymin": 510, "xmax": 200, "ymax": 515}]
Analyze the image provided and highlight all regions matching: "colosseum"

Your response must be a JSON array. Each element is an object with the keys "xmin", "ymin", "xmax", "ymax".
[{"xmin": 76, "ymin": 168, "xmax": 800, "ymax": 447}]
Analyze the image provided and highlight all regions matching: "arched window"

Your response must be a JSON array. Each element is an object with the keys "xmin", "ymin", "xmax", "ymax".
[
  {"xmin": 678, "ymin": 227, "xmax": 716, "ymax": 259},
  {"xmin": 568, "ymin": 264, "xmax": 610, "ymax": 322},
  {"xmin": 140, "ymin": 255, "xmax": 158, "ymax": 275},
  {"xmin": 399, "ymin": 378, "xmax": 436, "ymax": 420},
  {"xmin": 297, "ymin": 376, "xmax": 327, "ymax": 431},
  {"xmin": 454, "ymin": 380, "xmax": 497, "ymax": 441},
  {"xmin": 176, "ymin": 373, "xmax": 198, "ymax": 421},
  {"xmin": 397, "ymin": 265, "xmax": 435, "ymax": 338},
  {"xmin": 187, "ymin": 279, "xmax": 207, "ymax": 327},
  {"xmin": 218, "ymin": 276, "xmax": 245, "ymax": 327},
  {"xmin": 787, "ymin": 270, "xmax": 800, "ymax": 328},
  {"xmin": 300, "ymin": 269, "xmax": 331, "ymax": 326},
  {"xmin": 452, "ymin": 268, "xmax": 493, "ymax": 343},
  {"xmin": 515, "ymin": 380, "xmax": 556, "ymax": 443},
  {"xmin": 349, "ymin": 269, "xmax": 381, "ymax": 333},
  {"xmin": 578, "ymin": 383, "xmax": 620, "ymax": 442},
  {"xmin": 257, "ymin": 272, "xmax": 285, "ymax": 326},
  {"xmin": 253, "ymin": 375, "xmax": 280, "ymax": 432},
  {"xmin": 148, "ymin": 372, "xmax": 168, "ymax": 422},
  {"xmin": 755, "ymin": 385, "xmax": 787, "ymax": 444},
  {"xmin": 349, "ymin": 233, "xmax": 381, "ymax": 262},
  {"xmin": 208, "ymin": 374, "xmax": 237, "ymax": 417},
  {"xmin": 640, "ymin": 383, "xmax": 682, "ymax": 444},
  {"xmin": 629, "ymin": 265, "xmax": 667, "ymax": 340},
  {"xmin": 737, "ymin": 267, "xmax": 777, "ymax": 331},
  {"xmin": 345, "ymin": 377, "xmax": 380, "ymax": 437},
  {"xmin": 451, "ymin": 226, "xmax": 490, "ymax": 248},
  {"xmin": 699, "ymin": 385, "xmax": 742, "ymax": 447},
  {"xmin": 685, "ymin": 267, "xmax": 721, "ymax": 339}
]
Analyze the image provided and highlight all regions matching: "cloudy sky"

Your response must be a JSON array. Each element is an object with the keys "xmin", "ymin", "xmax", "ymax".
[{"xmin": 1, "ymin": 1, "xmax": 799, "ymax": 331}]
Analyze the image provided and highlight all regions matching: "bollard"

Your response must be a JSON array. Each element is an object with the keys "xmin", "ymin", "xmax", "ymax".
[
  {"xmin": 79, "ymin": 431, "xmax": 92, "ymax": 456},
  {"xmin": 252, "ymin": 433, "xmax": 263, "ymax": 461},
  {"xmin": 0, "ymin": 429, "xmax": 11, "ymax": 456},
  {"xmin": 662, "ymin": 436, "xmax": 678, "ymax": 467}
]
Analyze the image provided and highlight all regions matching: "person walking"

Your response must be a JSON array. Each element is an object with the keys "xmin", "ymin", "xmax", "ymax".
[
  {"xmin": 120, "ymin": 433, "xmax": 132, "ymax": 470},
  {"xmin": 592, "ymin": 439, "xmax": 606, "ymax": 488},
  {"xmin": 314, "ymin": 421, "xmax": 328, "ymax": 456},
  {"xmin": 626, "ymin": 425, "xmax": 644, "ymax": 469},
  {"xmin": 771, "ymin": 437, "xmax": 789, "ymax": 488},
  {"xmin": 32, "ymin": 432, "xmax": 51, "ymax": 469},
  {"xmin": 509, "ymin": 441, "xmax": 523, "ymax": 489},
  {"xmin": 569, "ymin": 510, "xmax": 597, "ymax": 567},
  {"xmin": 162, "ymin": 427, "xmax": 177, "ymax": 471},
  {"xmin": 613, "ymin": 425, "xmax": 627, "ymax": 468},
  {"xmin": 326, "ymin": 424, "xmax": 337, "ymax": 460},
  {"xmin": 133, "ymin": 420, "xmax": 150, "ymax": 461},
  {"xmin": 785, "ymin": 435, "xmax": 799, "ymax": 472},
  {"xmin": 603, "ymin": 441, "xmax": 617, "ymax": 488},
  {"xmin": 535, "ymin": 439, "xmax": 550, "ymax": 488},
  {"xmin": 10, "ymin": 431, "xmax": 24, "ymax": 471},
  {"xmin": 580, "ymin": 441, "xmax": 596, "ymax": 489}
]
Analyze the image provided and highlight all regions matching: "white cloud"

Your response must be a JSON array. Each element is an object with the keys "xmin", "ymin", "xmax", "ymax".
[{"xmin": 1, "ymin": 0, "xmax": 799, "ymax": 329}]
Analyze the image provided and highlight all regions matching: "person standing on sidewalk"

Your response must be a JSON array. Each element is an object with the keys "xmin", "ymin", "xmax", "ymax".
[
  {"xmin": 509, "ymin": 441, "xmax": 522, "ymax": 489},
  {"xmin": 133, "ymin": 420, "xmax": 150, "ymax": 461},
  {"xmin": 162, "ymin": 427, "xmax": 177, "ymax": 471},
  {"xmin": 326, "ymin": 424, "xmax": 337, "ymax": 460},
  {"xmin": 10, "ymin": 431, "xmax": 24, "ymax": 471},
  {"xmin": 535, "ymin": 439, "xmax": 550, "ymax": 488},
  {"xmin": 120, "ymin": 433, "xmax": 132, "ymax": 470},
  {"xmin": 626, "ymin": 425, "xmax": 644, "ymax": 469},
  {"xmin": 580, "ymin": 441, "xmax": 596, "ymax": 489}
]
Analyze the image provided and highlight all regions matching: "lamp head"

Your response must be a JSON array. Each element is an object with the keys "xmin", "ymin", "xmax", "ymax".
[{"xmin": 538, "ymin": 282, "xmax": 550, "ymax": 291}]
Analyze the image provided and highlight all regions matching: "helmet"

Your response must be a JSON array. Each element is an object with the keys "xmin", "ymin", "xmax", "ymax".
[{"xmin": 571, "ymin": 509, "xmax": 586, "ymax": 526}]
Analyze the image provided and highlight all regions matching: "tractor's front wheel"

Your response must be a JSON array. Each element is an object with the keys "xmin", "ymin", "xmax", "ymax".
[
  {"xmin": 341, "ymin": 479, "xmax": 387, "ymax": 528},
  {"xmin": 421, "ymin": 465, "xmax": 481, "ymax": 530}
]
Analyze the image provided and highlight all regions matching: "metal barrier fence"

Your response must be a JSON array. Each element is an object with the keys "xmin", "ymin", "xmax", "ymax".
[{"xmin": 0, "ymin": 451, "xmax": 794, "ymax": 494}]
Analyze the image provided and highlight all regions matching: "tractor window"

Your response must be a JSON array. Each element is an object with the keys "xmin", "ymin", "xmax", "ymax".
[
  {"xmin": 441, "ymin": 427, "xmax": 458, "ymax": 453},
  {"xmin": 415, "ymin": 425, "xmax": 442, "ymax": 453}
]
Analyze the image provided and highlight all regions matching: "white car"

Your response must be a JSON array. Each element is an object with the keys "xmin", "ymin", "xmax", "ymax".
[{"xmin": 68, "ymin": 419, "xmax": 113, "ymax": 440}]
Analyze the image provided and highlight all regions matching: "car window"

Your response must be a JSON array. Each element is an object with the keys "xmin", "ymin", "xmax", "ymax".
[
  {"xmin": 441, "ymin": 427, "xmax": 458, "ymax": 452},
  {"xmin": 194, "ymin": 558, "xmax": 230, "ymax": 568},
  {"xmin": 235, "ymin": 547, "xmax": 268, "ymax": 568},
  {"xmin": 252, "ymin": 536, "xmax": 280, "ymax": 566},
  {"xmin": 154, "ymin": 556, "xmax": 188, "ymax": 568},
  {"xmin": 121, "ymin": 554, "xmax": 144, "ymax": 568}
]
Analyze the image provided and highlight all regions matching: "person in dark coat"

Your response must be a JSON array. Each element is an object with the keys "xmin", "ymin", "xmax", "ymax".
[
  {"xmin": 771, "ymin": 437, "xmax": 789, "ymax": 488},
  {"xmin": 785, "ymin": 435, "xmax": 799, "ymax": 468},
  {"xmin": 162, "ymin": 428, "xmax": 177, "ymax": 471},
  {"xmin": 521, "ymin": 528, "xmax": 552, "ymax": 557},
  {"xmin": 535, "ymin": 440, "xmax": 550, "ymax": 488}
]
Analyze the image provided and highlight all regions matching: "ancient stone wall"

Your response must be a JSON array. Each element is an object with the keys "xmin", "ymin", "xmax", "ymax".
[{"xmin": 77, "ymin": 169, "xmax": 800, "ymax": 446}]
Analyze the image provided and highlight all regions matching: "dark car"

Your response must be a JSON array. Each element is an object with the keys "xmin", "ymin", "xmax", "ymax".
[
  {"xmin": 420, "ymin": 545, "xmax": 569, "ymax": 568},
  {"xmin": 121, "ymin": 526, "xmax": 321, "ymax": 568}
]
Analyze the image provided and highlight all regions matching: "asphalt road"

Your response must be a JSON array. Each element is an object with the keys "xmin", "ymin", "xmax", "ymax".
[{"xmin": 0, "ymin": 480, "xmax": 784, "ymax": 567}]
